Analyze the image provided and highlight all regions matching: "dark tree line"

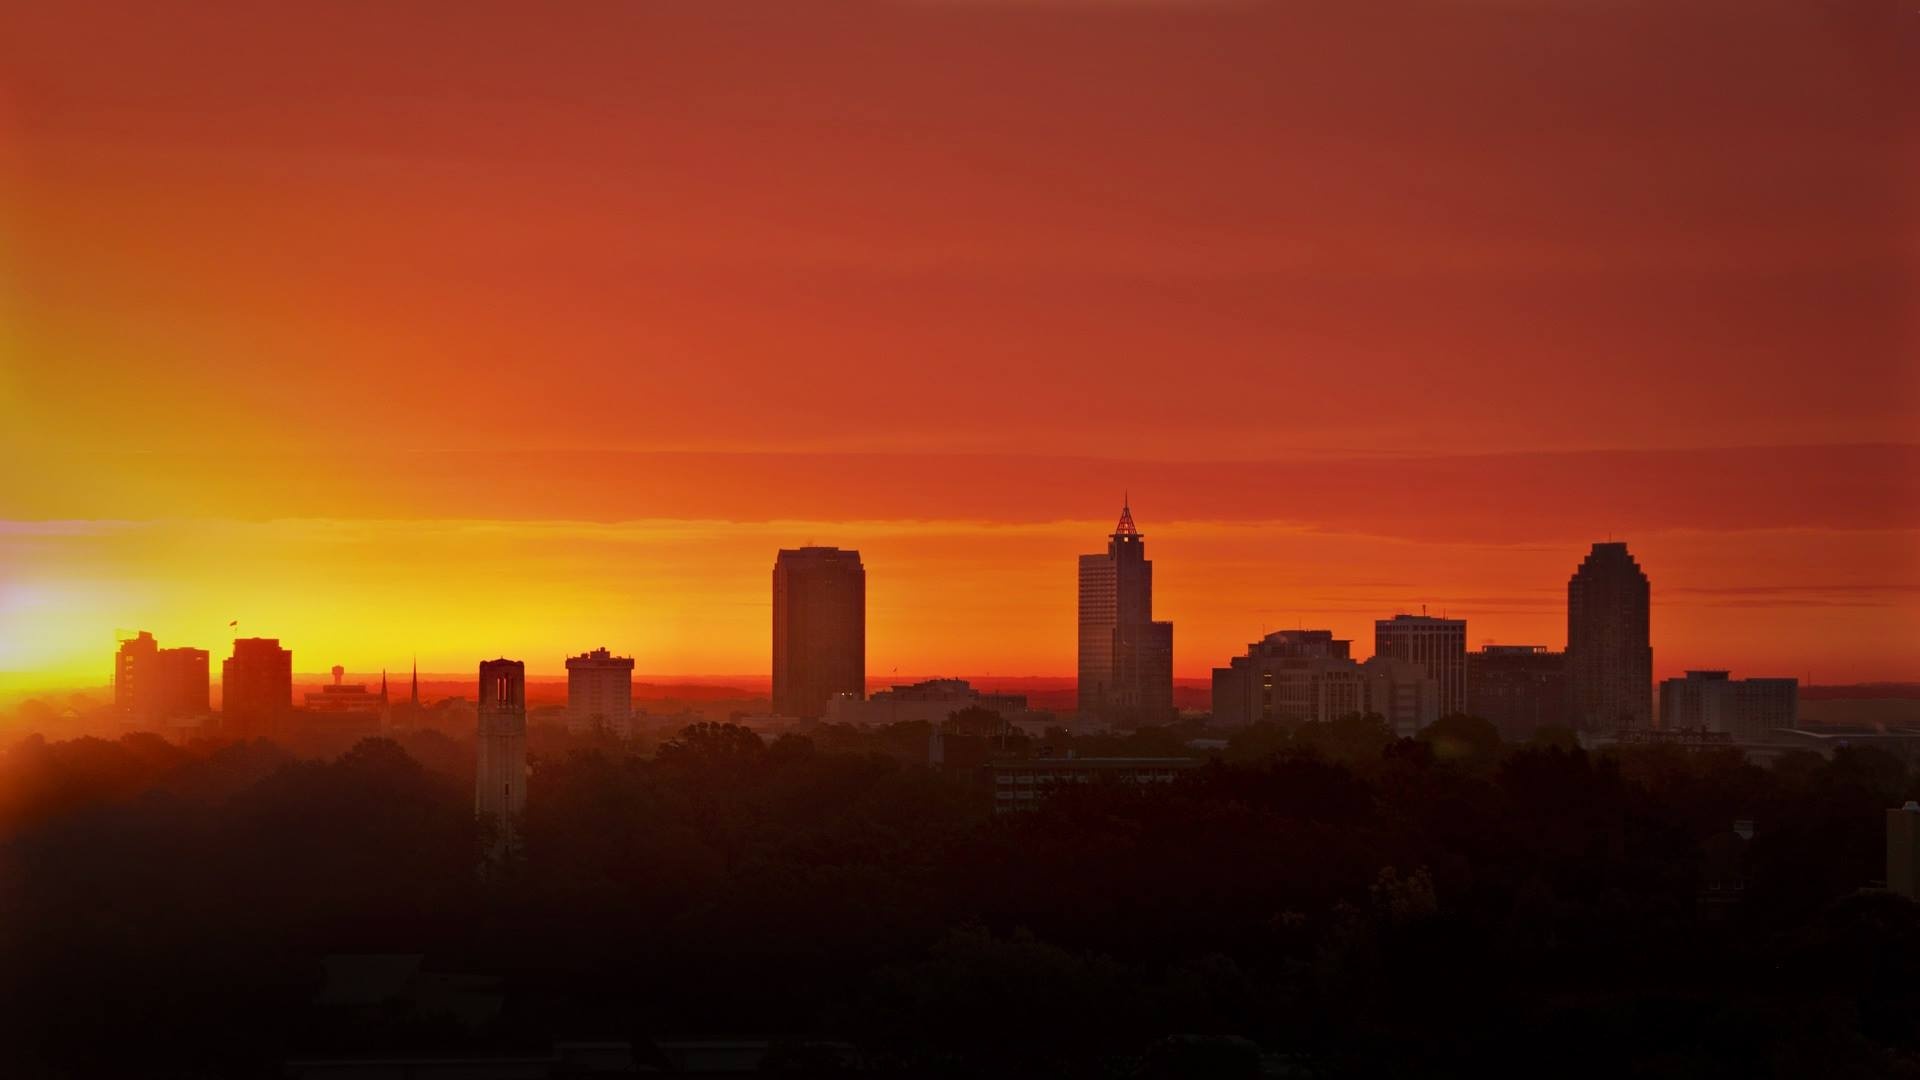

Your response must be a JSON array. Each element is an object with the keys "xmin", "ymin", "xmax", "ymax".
[{"xmin": 1, "ymin": 717, "xmax": 1918, "ymax": 1077}]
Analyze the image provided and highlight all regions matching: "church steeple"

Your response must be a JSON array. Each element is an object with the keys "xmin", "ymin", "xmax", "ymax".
[{"xmin": 410, "ymin": 657, "xmax": 419, "ymax": 708}]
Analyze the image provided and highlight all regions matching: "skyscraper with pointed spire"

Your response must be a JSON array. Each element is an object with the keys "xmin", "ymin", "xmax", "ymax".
[{"xmin": 1077, "ymin": 499, "xmax": 1174, "ymax": 726}]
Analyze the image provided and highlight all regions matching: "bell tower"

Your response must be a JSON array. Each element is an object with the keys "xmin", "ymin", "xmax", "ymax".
[{"xmin": 476, "ymin": 658, "xmax": 527, "ymax": 861}]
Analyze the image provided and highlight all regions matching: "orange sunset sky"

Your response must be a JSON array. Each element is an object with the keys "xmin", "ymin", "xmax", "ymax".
[{"xmin": 1, "ymin": 1, "xmax": 1916, "ymax": 697}]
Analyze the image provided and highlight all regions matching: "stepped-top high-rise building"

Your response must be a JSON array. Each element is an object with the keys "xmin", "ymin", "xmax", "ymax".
[
  {"xmin": 1078, "ymin": 500, "xmax": 1174, "ymax": 726},
  {"xmin": 476, "ymin": 658, "xmax": 528, "ymax": 859},
  {"xmin": 1567, "ymin": 541, "xmax": 1652, "ymax": 731},
  {"xmin": 772, "ymin": 547, "xmax": 865, "ymax": 718},
  {"xmin": 1374, "ymin": 614, "xmax": 1467, "ymax": 718}
]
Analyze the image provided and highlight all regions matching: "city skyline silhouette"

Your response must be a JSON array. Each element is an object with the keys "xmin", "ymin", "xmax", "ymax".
[{"xmin": 0, "ymin": 2, "xmax": 1914, "ymax": 1075}]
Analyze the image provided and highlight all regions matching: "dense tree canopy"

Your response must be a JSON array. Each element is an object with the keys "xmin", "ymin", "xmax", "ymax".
[{"xmin": 1, "ymin": 720, "xmax": 1917, "ymax": 1077}]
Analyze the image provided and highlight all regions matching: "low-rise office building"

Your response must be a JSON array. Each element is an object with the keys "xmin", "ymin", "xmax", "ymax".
[
  {"xmin": 826, "ymin": 678, "xmax": 1048, "ymax": 732},
  {"xmin": 1211, "ymin": 630, "xmax": 1440, "ymax": 736},
  {"xmin": 1659, "ymin": 670, "xmax": 1798, "ymax": 742},
  {"xmin": 1466, "ymin": 645, "xmax": 1567, "ymax": 741}
]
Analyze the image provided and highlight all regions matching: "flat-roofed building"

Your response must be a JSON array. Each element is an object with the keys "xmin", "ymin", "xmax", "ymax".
[
  {"xmin": 826, "ymin": 677, "xmax": 1048, "ymax": 733},
  {"xmin": 1466, "ymin": 645, "xmax": 1567, "ymax": 741},
  {"xmin": 223, "ymin": 637, "xmax": 292, "ymax": 738},
  {"xmin": 1360, "ymin": 655, "xmax": 1442, "ymax": 737},
  {"xmin": 772, "ymin": 547, "xmax": 865, "ymax": 719},
  {"xmin": 114, "ymin": 631, "xmax": 210, "ymax": 728},
  {"xmin": 1659, "ymin": 670, "xmax": 1798, "ymax": 743},
  {"xmin": 306, "ymin": 665, "xmax": 385, "ymax": 714},
  {"xmin": 565, "ymin": 647, "xmax": 635, "ymax": 734},
  {"xmin": 1375, "ymin": 614, "xmax": 1466, "ymax": 718}
]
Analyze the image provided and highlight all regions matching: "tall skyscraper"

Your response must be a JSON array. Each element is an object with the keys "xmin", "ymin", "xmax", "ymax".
[
  {"xmin": 1078, "ymin": 501, "xmax": 1173, "ymax": 725},
  {"xmin": 566, "ymin": 647, "xmax": 635, "ymax": 733},
  {"xmin": 222, "ymin": 637, "xmax": 292, "ymax": 738},
  {"xmin": 1374, "ymin": 614, "xmax": 1467, "ymax": 718},
  {"xmin": 114, "ymin": 631, "xmax": 210, "ymax": 727},
  {"xmin": 772, "ymin": 547, "xmax": 865, "ymax": 718},
  {"xmin": 476, "ymin": 658, "xmax": 528, "ymax": 860},
  {"xmin": 1567, "ymin": 541, "xmax": 1652, "ymax": 731}
]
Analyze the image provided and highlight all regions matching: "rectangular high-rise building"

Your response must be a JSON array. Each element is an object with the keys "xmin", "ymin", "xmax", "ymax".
[
  {"xmin": 476, "ymin": 658, "xmax": 528, "ymax": 861},
  {"xmin": 222, "ymin": 637, "xmax": 292, "ymax": 739},
  {"xmin": 772, "ymin": 547, "xmax": 865, "ymax": 719},
  {"xmin": 114, "ymin": 631, "xmax": 160, "ymax": 718},
  {"xmin": 1374, "ymin": 614, "xmax": 1466, "ymax": 718},
  {"xmin": 1658, "ymin": 670, "xmax": 1797, "ymax": 743},
  {"xmin": 566, "ymin": 647, "xmax": 635, "ymax": 733},
  {"xmin": 1567, "ymin": 541, "xmax": 1652, "ymax": 731},
  {"xmin": 1466, "ymin": 645, "xmax": 1566, "ymax": 741},
  {"xmin": 1078, "ymin": 502, "xmax": 1173, "ymax": 726},
  {"xmin": 114, "ymin": 632, "xmax": 210, "ymax": 727}
]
